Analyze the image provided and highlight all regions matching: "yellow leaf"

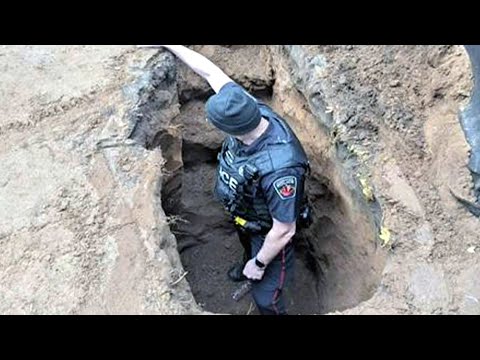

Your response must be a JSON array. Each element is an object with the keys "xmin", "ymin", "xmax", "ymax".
[
  {"xmin": 379, "ymin": 227, "xmax": 391, "ymax": 247},
  {"xmin": 359, "ymin": 177, "xmax": 374, "ymax": 201}
]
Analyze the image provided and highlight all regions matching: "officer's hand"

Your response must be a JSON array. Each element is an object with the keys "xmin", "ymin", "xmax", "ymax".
[{"xmin": 243, "ymin": 259, "xmax": 265, "ymax": 281}]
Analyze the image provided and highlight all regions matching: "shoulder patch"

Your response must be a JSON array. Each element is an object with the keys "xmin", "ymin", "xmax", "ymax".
[{"xmin": 273, "ymin": 176, "xmax": 297, "ymax": 200}]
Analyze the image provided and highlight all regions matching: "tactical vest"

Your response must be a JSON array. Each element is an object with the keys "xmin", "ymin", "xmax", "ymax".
[{"xmin": 214, "ymin": 103, "xmax": 310, "ymax": 229}]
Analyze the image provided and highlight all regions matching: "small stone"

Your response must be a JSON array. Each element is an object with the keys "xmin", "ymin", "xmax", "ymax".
[
  {"xmin": 390, "ymin": 80, "xmax": 401, "ymax": 88},
  {"xmin": 58, "ymin": 199, "xmax": 69, "ymax": 211},
  {"xmin": 122, "ymin": 163, "xmax": 132, "ymax": 172}
]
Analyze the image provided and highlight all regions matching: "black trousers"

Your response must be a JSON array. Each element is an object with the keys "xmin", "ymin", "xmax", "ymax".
[{"xmin": 236, "ymin": 229, "xmax": 294, "ymax": 315}]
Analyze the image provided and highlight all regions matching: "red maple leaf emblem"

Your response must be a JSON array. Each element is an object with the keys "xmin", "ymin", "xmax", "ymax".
[{"xmin": 280, "ymin": 185, "xmax": 294, "ymax": 197}]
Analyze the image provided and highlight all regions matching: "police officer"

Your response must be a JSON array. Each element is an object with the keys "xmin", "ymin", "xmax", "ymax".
[{"xmin": 139, "ymin": 45, "xmax": 310, "ymax": 315}]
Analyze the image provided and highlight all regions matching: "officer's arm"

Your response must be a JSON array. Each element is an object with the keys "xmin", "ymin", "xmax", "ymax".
[
  {"xmin": 255, "ymin": 218, "xmax": 296, "ymax": 266},
  {"xmin": 138, "ymin": 45, "xmax": 233, "ymax": 93}
]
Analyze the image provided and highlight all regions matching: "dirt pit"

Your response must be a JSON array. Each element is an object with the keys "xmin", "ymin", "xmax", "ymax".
[
  {"xmin": 159, "ymin": 94, "xmax": 385, "ymax": 315},
  {"xmin": 1, "ymin": 45, "xmax": 478, "ymax": 315}
]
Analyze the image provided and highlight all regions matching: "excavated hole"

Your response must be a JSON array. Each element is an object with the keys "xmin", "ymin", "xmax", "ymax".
[{"xmin": 157, "ymin": 90, "xmax": 385, "ymax": 315}]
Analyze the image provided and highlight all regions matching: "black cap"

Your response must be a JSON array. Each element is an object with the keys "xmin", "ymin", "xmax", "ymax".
[{"xmin": 205, "ymin": 83, "xmax": 262, "ymax": 135}]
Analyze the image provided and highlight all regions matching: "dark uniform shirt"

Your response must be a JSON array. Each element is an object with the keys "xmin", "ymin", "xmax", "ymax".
[{"xmin": 226, "ymin": 83, "xmax": 306, "ymax": 224}]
